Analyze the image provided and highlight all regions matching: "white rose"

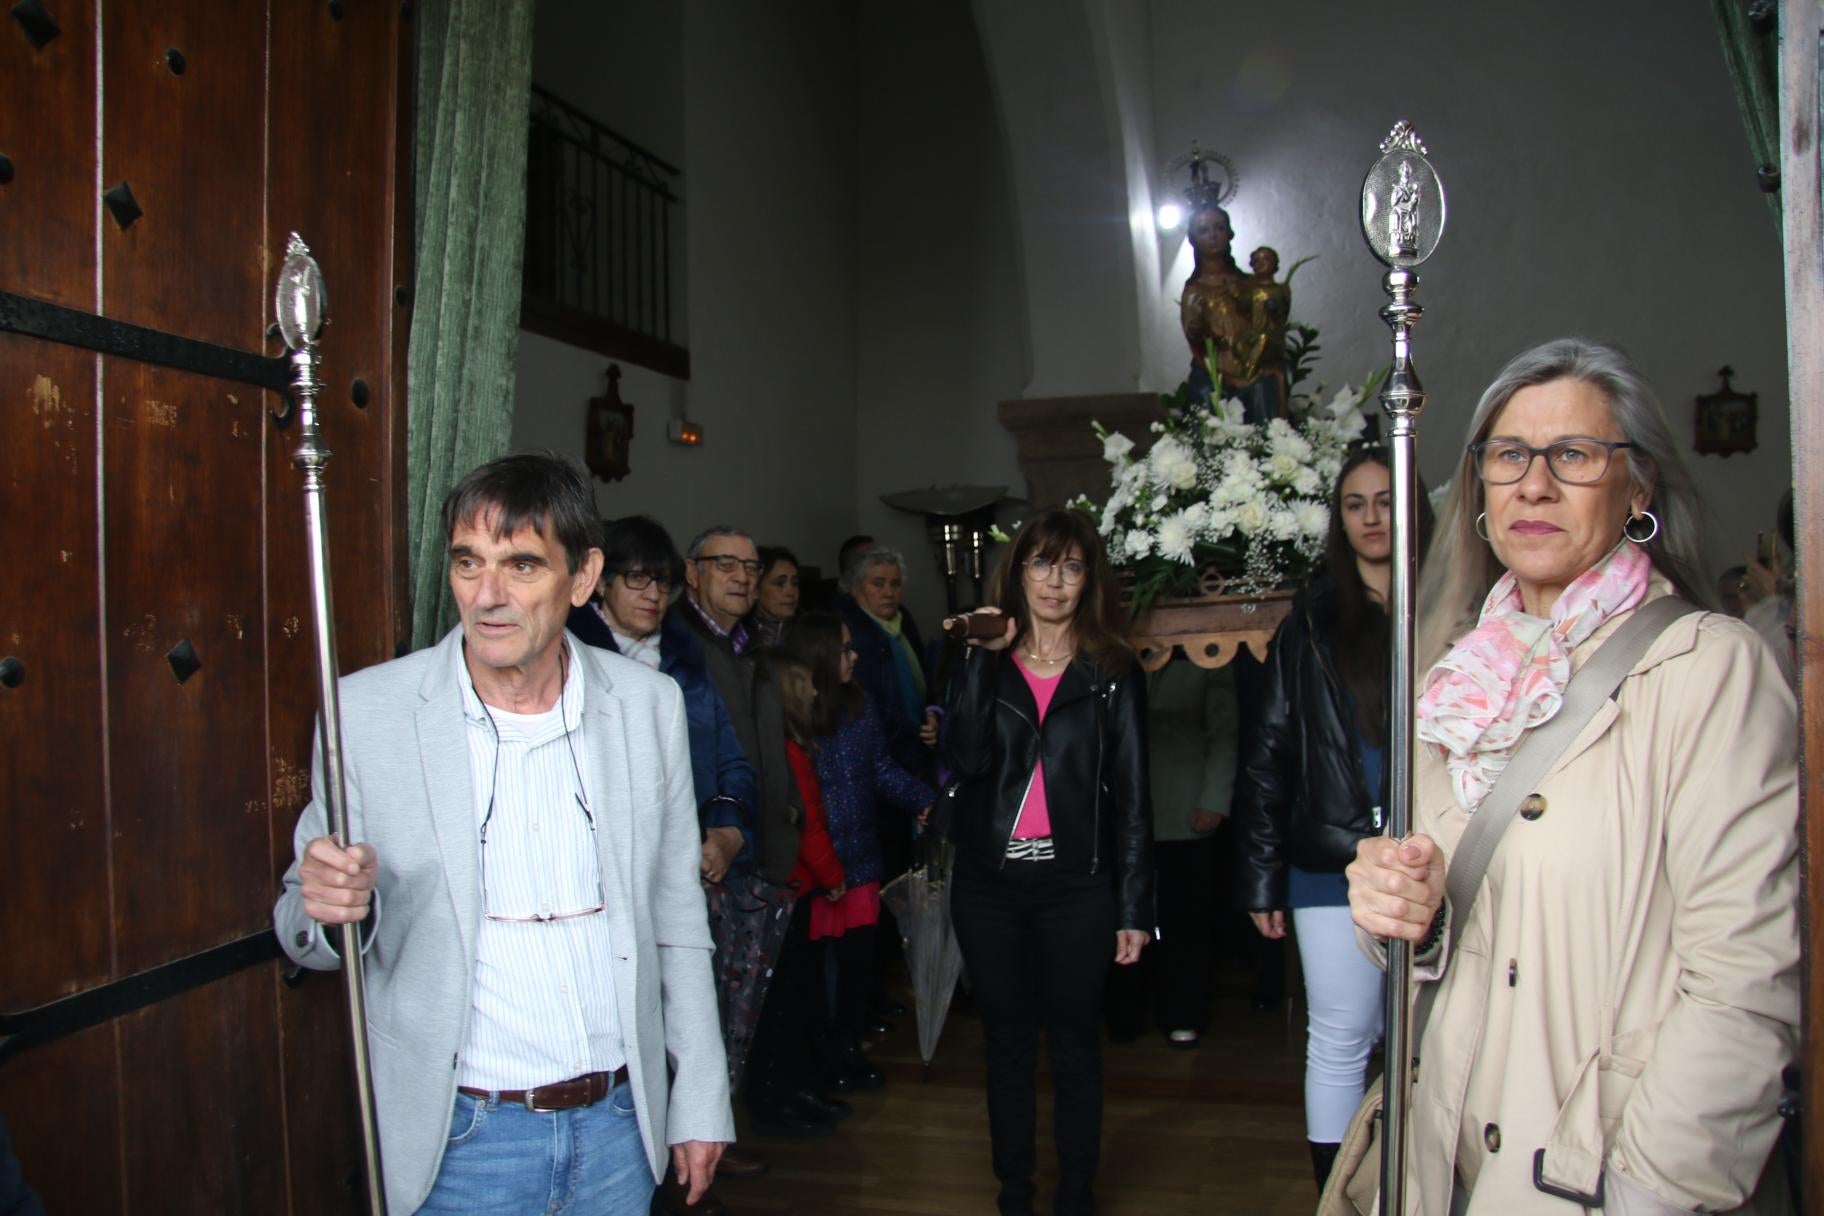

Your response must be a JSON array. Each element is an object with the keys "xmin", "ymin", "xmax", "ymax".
[
  {"xmin": 1265, "ymin": 452, "xmax": 1301, "ymax": 484},
  {"xmin": 1235, "ymin": 501, "xmax": 1268, "ymax": 535}
]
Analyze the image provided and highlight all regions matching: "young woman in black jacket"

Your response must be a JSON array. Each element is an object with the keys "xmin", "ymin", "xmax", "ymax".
[
  {"xmin": 1234, "ymin": 445, "xmax": 1431, "ymax": 1190},
  {"xmin": 942, "ymin": 507, "xmax": 1154, "ymax": 1216}
]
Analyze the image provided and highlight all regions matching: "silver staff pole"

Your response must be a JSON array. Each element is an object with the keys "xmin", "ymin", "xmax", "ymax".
[
  {"xmin": 1359, "ymin": 123, "xmax": 1445, "ymax": 1216},
  {"xmin": 275, "ymin": 234, "xmax": 388, "ymax": 1215}
]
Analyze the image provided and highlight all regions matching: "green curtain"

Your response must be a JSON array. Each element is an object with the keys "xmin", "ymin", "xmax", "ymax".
[
  {"xmin": 406, "ymin": 0, "xmax": 537, "ymax": 649},
  {"xmin": 1710, "ymin": 0, "xmax": 1783, "ymax": 228}
]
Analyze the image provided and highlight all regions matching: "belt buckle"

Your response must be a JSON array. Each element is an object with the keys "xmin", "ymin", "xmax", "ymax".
[{"xmin": 525, "ymin": 1080, "xmax": 572, "ymax": 1113}]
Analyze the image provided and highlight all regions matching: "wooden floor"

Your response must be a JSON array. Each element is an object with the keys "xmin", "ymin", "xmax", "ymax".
[{"xmin": 718, "ymin": 982, "xmax": 1320, "ymax": 1215}]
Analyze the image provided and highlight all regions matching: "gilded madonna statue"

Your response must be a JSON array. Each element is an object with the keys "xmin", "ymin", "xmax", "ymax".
[{"xmin": 1173, "ymin": 150, "xmax": 1289, "ymax": 423}]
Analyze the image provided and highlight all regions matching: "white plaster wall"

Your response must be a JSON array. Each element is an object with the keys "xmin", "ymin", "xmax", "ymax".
[
  {"xmin": 529, "ymin": 0, "xmax": 682, "ymax": 169},
  {"xmin": 970, "ymin": 0, "xmax": 1142, "ymax": 396},
  {"xmin": 849, "ymin": 1, "xmax": 1030, "ymax": 628},
  {"xmin": 1137, "ymin": 0, "xmax": 1791, "ymax": 579},
  {"xmin": 517, "ymin": 0, "xmax": 1790, "ymax": 613},
  {"xmin": 514, "ymin": 1, "xmax": 860, "ymax": 568}
]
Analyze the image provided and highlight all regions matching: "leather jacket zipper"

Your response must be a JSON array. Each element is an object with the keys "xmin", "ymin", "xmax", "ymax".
[
  {"xmin": 1089, "ymin": 683, "xmax": 1104, "ymax": 875},
  {"xmin": 997, "ymin": 696, "xmax": 1040, "ymax": 869}
]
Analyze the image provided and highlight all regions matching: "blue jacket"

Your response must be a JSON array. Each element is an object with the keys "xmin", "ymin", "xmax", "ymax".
[
  {"xmin": 811, "ymin": 699, "xmax": 936, "ymax": 886},
  {"xmin": 568, "ymin": 603, "xmax": 757, "ymax": 865},
  {"xmin": 837, "ymin": 595, "xmax": 934, "ymax": 778}
]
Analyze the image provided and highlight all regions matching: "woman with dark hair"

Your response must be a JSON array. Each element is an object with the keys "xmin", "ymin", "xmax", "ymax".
[
  {"xmin": 775, "ymin": 611, "xmax": 935, "ymax": 1090},
  {"xmin": 569, "ymin": 515, "xmax": 755, "ymax": 877},
  {"xmin": 751, "ymin": 546, "xmax": 801, "ymax": 649},
  {"xmin": 941, "ymin": 507, "xmax": 1154, "ymax": 1216},
  {"xmin": 1234, "ymin": 445, "xmax": 1432, "ymax": 1190}
]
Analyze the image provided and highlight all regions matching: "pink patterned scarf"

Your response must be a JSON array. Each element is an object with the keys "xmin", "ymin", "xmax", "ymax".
[{"xmin": 1416, "ymin": 540, "xmax": 1651, "ymax": 813}]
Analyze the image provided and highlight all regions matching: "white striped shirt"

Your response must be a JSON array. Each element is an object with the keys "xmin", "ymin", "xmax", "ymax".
[{"xmin": 455, "ymin": 637, "xmax": 626, "ymax": 1090}]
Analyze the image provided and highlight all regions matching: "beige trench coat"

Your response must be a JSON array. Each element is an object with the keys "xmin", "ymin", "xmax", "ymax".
[{"xmin": 1372, "ymin": 590, "xmax": 1799, "ymax": 1214}]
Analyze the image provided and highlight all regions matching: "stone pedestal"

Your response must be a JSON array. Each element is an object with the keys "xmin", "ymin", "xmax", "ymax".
[{"xmin": 996, "ymin": 391, "xmax": 1163, "ymax": 508}]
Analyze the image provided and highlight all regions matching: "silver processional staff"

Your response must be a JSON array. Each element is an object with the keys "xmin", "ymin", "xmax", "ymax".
[
  {"xmin": 1360, "ymin": 121, "xmax": 1445, "ymax": 1216},
  {"xmin": 276, "ymin": 234, "xmax": 388, "ymax": 1215}
]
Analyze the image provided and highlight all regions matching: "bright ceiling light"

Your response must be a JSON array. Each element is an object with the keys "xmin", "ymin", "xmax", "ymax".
[{"xmin": 1156, "ymin": 202, "xmax": 1183, "ymax": 231}]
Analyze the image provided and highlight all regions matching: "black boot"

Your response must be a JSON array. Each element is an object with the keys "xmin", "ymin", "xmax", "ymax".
[{"xmin": 1310, "ymin": 1141, "xmax": 1341, "ymax": 1191}]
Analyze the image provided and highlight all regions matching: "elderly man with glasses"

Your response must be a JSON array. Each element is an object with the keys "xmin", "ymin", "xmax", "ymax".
[
  {"xmin": 679, "ymin": 526, "xmax": 846, "ymax": 1140},
  {"xmin": 274, "ymin": 454, "xmax": 731, "ymax": 1215}
]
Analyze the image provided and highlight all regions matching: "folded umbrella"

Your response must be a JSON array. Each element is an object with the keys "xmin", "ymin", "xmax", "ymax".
[
  {"xmin": 704, "ymin": 869, "xmax": 798, "ymax": 1092},
  {"xmin": 879, "ymin": 837, "xmax": 964, "ymax": 1066}
]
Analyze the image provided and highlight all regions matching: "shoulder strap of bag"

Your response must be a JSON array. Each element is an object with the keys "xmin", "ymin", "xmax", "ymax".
[{"xmin": 1412, "ymin": 596, "xmax": 1699, "ymax": 1040}]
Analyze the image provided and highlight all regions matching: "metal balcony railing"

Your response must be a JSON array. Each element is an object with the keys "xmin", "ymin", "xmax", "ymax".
[{"xmin": 522, "ymin": 85, "xmax": 688, "ymax": 378}]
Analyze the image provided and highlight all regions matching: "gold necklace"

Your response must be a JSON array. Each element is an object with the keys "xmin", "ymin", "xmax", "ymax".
[{"xmin": 1021, "ymin": 639, "xmax": 1074, "ymax": 664}]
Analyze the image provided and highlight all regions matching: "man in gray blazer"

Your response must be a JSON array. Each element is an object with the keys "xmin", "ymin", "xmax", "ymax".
[{"xmin": 275, "ymin": 454, "xmax": 732, "ymax": 1214}]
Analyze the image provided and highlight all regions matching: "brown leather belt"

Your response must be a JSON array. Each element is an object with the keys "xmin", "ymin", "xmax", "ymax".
[{"xmin": 458, "ymin": 1066, "xmax": 628, "ymax": 1112}]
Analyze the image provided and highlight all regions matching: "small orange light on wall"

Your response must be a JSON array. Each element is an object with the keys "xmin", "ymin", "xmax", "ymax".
[{"xmin": 667, "ymin": 419, "xmax": 704, "ymax": 446}]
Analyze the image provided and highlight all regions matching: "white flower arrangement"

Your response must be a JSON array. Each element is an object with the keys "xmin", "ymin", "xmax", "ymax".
[{"xmin": 1071, "ymin": 377, "xmax": 1382, "ymax": 610}]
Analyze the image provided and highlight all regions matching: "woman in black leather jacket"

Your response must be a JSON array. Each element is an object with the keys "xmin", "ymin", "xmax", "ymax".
[
  {"xmin": 1234, "ymin": 445, "xmax": 1430, "ymax": 1190},
  {"xmin": 942, "ymin": 507, "xmax": 1153, "ymax": 1216}
]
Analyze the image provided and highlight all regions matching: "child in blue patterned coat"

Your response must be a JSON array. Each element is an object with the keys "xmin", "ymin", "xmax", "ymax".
[{"xmin": 776, "ymin": 612, "xmax": 936, "ymax": 1090}]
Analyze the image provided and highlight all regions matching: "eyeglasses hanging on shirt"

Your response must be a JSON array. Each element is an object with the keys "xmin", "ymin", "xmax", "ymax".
[{"xmin": 472, "ymin": 646, "xmax": 608, "ymax": 923}]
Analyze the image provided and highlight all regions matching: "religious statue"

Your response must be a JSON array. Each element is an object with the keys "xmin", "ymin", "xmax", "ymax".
[
  {"xmin": 1389, "ymin": 159, "xmax": 1420, "ymax": 258},
  {"xmin": 1173, "ymin": 148, "xmax": 1290, "ymax": 424}
]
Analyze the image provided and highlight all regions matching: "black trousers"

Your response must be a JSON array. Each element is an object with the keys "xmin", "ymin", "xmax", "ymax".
[
  {"xmin": 828, "ymin": 921, "xmax": 878, "ymax": 1047},
  {"xmin": 1106, "ymin": 835, "xmax": 1217, "ymax": 1035},
  {"xmin": 745, "ymin": 897, "xmax": 820, "ymax": 1110},
  {"xmin": 951, "ymin": 860, "xmax": 1115, "ymax": 1216}
]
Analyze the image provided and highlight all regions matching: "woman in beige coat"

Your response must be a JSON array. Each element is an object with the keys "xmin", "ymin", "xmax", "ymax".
[{"xmin": 1348, "ymin": 339, "xmax": 1799, "ymax": 1214}]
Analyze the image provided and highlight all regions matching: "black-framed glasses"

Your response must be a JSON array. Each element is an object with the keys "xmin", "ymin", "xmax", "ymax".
[
  {"xmin": 696, "ymin": 554, "xmax": 763, "ymax": 577},
  {"xmin": 473, "ymin": 651, "xmax": 606, "ymax": 924},
  {"xmin": 1023, "ymin": 556, "xmax": 1087, "ymax": 585},
  {"xmin": 616, "ymin": 569, "xmax": 672, "ymax": 592},
  {"xmin": 1469, "ymin": 437, "xmax": 1637, "ymax": 486}
]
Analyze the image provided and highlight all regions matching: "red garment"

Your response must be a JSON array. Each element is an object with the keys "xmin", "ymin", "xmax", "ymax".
[
  {"xmin": 809, "ymin": 879, "xmax": 880, "ymax": 940},
  {"xmin": 785, "ymin": 739, "xmax": 847, "ymax": 894}
]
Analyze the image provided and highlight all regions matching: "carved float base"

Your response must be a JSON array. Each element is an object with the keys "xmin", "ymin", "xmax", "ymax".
[{"xmin": 1126, "ymin": 589, "xmax": 1294, "ymax": 671}]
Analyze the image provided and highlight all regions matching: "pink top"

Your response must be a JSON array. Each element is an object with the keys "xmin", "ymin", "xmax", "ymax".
[{"xmin": 1011, "ymin": 657, "xmax": 1064, "ymax": 838}]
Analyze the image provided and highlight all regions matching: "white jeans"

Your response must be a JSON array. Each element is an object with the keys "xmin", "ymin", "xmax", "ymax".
[{"xmin": 1293, "ymin": 904, "xmax": 1386, "ymax": 1142}]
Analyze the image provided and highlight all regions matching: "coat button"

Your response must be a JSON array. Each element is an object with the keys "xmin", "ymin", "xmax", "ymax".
[
  {"xmin": 1484, "ymin": 1123, "xmax": 1501, "ymax": 1153},
  {"xmin": 1519, "ymin": 794, "xmax": 1547, "ymax": 821},
  {"xmin": 1508, "ymin": 959, "xmax": 1518, "ymax": 987}
]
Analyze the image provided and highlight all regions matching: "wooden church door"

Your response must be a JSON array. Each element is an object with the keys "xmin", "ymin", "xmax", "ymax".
[{"xmin": 0, "ymin": 2, "xmax": 411, "ymax": 1209}]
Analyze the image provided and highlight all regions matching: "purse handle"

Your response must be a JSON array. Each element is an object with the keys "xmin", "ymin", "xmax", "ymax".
[{"xmin": 1411, "ymin": 596, "xmax": 1699, "ymax": 1041}]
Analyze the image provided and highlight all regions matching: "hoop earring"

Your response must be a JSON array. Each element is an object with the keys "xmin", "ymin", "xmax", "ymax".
[
  {"xmin": 1474, "ymin": 512, "xmax": 1490, "ymax": 542},
  {"xmin": 1623, "ymin": 510, "xmax": 1660, "ymax": 544}
]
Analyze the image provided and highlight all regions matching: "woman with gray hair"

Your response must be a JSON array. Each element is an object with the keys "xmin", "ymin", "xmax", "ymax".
[
  {"xmin": 1342, "ymin": 339, "xmax": 1798, "ymax": 1213},
  {"xmin": 838, "ymin": 545, "xmax": 938, "ymax": 778}
]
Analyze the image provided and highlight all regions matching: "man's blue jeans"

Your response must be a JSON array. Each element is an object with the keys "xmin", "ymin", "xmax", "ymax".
[{"xmin": 416, "ymin": 1082, "xmax": 654, "ymax": 1215}]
